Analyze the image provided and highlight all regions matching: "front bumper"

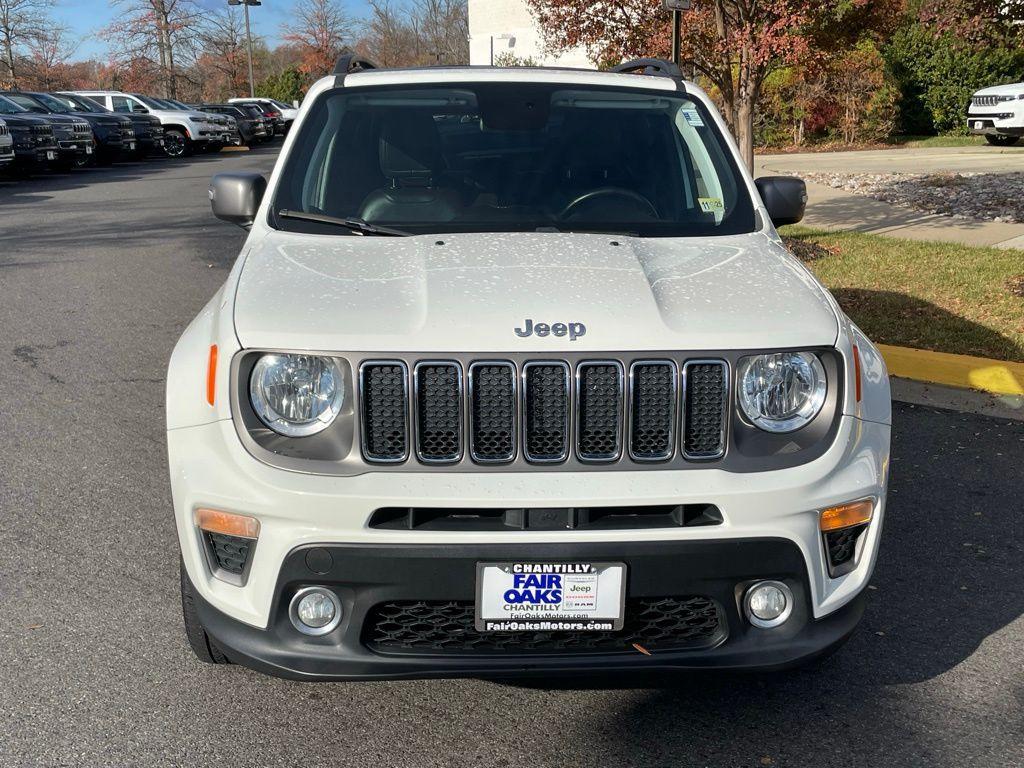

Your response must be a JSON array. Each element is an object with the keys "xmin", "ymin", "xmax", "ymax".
[
  {"xmin": 967, "ymin": 112, "xmax": 1024, "ymax": 136},
  {"xmin": 191, "ymin": 539, "xmax": 867, "ymax": 680}
]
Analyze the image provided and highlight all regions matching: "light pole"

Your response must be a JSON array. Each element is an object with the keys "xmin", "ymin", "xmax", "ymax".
[
  {"xmin": 661, "ymin": 0, "xmax": 691, "ymax": 69},
  {"xmin": 228, "ymin": 0, "xmax": 261, "ymax": 98}
]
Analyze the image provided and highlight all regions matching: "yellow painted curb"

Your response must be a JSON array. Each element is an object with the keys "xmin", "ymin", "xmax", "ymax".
[
  {"xmin": 220, "ymin": 146, "xmax": 250, "ymax": 152},
  {"xmin": 878, "ymin": 344, "xmax": 1024, "ymax": 397}
]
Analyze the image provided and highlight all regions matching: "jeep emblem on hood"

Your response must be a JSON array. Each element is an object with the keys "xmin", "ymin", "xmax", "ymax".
[{"xmin": 514, "ymin": 319, "xmax": 586, "ymax": 341}]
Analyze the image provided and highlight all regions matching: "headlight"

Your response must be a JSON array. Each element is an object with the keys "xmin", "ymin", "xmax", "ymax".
[
  {"xmin": 736, "ymin": 351, "xmax": 826, "ymax": 433},
  {"xmin": 249, "ymin": 354, "xmax": 344, "ymax": 437}
]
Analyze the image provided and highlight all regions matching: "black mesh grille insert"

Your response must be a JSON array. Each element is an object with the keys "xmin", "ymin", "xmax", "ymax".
[
  {"xmin": 364, "ymin": 597, "xmax": 724, "ymax": 654},
  {"xmin": 577, "ymin": 363, "xmax": 622, "ymax": 460},
  {"xmin": 204, "ymin": 532, "xmax": 251, "ymax": 575},
  {"xmin": 683, "ymin": 362, "xmax": 726, "ymax": 459},
  {"xmin": 361, "ymin": 363, "xmax": 408, "ymax": 461},
  {"xmin": 415, "ymin": 363, "xmax": 461, "ymax": 462},
  {"xmin": 470, "ymin": 363, "xmax": 515, "ymax": 462},
  {"xmin": 630, "ymin": 362, "xmax": 676, "ymax": 460},
  {"xmin": 825, "ymin": 524, "xmax": 867, "ymax": 571},
  {"xmin": 523, "ymin": 363, "xmax": 569, "ymax": 462}
]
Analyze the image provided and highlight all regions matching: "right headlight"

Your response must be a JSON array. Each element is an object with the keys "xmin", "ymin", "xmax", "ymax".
[
  {"xmin": 736, "ymin": 351, "xmax": 827, "ymax": 433},
  {"xmin": 249, "ymin": 353, "xmax": 344, "ymax": 437}
]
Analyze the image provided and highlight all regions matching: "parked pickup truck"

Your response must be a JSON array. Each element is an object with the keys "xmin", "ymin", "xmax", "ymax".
[
  {"xmin": 0, "ymin": 95, "xmax": 58, "ymax": 174},
  {"xmin": 73, "ymin": 90, "xmax": 221, "ymax": 157},
  {"xmin": 55, "ymin": 91, "xmax": 165, "ymax": 158},
  {"xmin": 967, "ymin": 81, "xmax": 1024, "ymax": 146},
  {"xmin": 172, "ymin": 57, "xmax": 891, "ymax": 682},
  {"xmin": 1, "ymin": 90, "xmax": 93, "ymax": 169}
]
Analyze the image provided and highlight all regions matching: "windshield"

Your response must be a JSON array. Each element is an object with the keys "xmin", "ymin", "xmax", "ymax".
[
  {"xmin": 4, "ymin": 93, "xmax": 47, "ymax": 113},
  {"xmin": 31, "ymin": 93, "xmax": 72, "ymax": 113},
  {"xmin": 57, "ymin": 93, "xmax": 107, "ymax": 113},
  {"xmin": 133, "ymin": 94, "xmax": 167, "ymax": 110},
  {"xmin": 269, "ymin": 99, "xmax": 291, "ymax": 110},
  {"xmin": 0, "ymin": 95, "xmax": 29, "ymax": 114},
  {"xmin": 273, "ymin": 82, "xmax": 754, "ymax": 237}
]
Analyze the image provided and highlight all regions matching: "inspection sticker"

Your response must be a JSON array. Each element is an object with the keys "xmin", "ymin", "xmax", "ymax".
[
  {"xmin": 682, "ymin": 108, "xmax": 705, "ymax": 127},
  {"xmin": 699, "ymin": 197, "xmax": 724, "ymax": 213}
]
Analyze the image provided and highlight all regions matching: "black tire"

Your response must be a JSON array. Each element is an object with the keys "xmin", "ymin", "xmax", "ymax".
[
  {"xmin": 164, "ymin": 129, "xmax": 192, "ymax": 158},
  {"xmin": 180, "ymin": 560, "xmax": 231, "ymax": 664},
  {"xmin": 985, "ymin": 134, "xmax": 1020, "ymax": 146}
]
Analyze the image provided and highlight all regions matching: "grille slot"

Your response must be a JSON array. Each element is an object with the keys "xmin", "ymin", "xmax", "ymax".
[
  {"xmin": 364, "ymin": 596, "xmax": 725, "ymax": 655},
  {"xmin": 413, "ymin": 362, "xmax": 462, "ymax": 463},
  {"xmin": 360, "ymin": 362, "xmax": 409, "ymax": 462},
  {"xmin": 824, "ymin": 523, "xmax": 867, "ymax": 575},
  {"xmin": 683, "ymin": 360, "xmax": 727, "ymax": 459},
  {"xmin": 576, "ymin": 362, "xmax": 623, "ymax": 461},
  {"xmin": 203, "ymin": 532, "xmax": 252, "ymax": 575},
  {"xmin": 469, "ymin": 362, "xmax": 516, "ymax": 463},
  {"xmin": 629, "ymin": 361, "xmax": 677, "ymax": 461},
  {"xmin": 522, "ymin": 362, "xmax": 570, "ymax": 463}
]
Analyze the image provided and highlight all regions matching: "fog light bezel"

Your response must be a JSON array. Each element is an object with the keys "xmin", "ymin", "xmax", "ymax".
[
  {"xmin": 743, "ymin": 580, "xmax": 794, "ymax": 629},
  {"xmin": 288, "ymin": 586, "xmax": 343, "ymax": 636}
]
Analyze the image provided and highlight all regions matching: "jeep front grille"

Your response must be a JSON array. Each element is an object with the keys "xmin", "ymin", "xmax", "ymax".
[
  {"xmin": 357, "ymin": 356, "xmax": 729, "ymax": 468},
  {"xmin": 971, "ymin": 95, "xmax": 999, "ymax": 107}
]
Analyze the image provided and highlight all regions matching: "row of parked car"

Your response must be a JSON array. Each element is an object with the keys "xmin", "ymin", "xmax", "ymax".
[{"xmin": 0, "ymin": 90, "xmax": 298, "ymax": 176}]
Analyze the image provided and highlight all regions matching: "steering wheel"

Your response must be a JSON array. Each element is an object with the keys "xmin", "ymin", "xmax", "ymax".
[{"xmin": 560, "ymin": 187, "xmax": 659, "ymax": 220}]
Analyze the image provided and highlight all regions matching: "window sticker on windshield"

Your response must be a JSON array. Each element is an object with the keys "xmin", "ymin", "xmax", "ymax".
[
  {"xmin": 699, "ymin": 197, "xmax": 724, "ymax": 213},
  {"xmin": 682, "ymin": 108, "xmax": 704, "ymax": 127}
]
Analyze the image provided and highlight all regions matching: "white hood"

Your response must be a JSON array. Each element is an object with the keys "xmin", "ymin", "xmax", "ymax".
[
  {"xmin": 232, "ymin": 231, "xmax": 839, "ymax": 353},
  {"xmin": 973, "ymin": 82, "xmax": 1024, "ymax": 97}
]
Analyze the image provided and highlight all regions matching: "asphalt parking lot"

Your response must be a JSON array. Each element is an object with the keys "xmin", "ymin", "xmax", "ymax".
[{"xmin": 0, "ymin": 150, "xmax": 1022, "ymax": 768}]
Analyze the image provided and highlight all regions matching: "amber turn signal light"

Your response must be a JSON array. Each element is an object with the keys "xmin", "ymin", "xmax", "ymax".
[
  {"xmin": 819, "ymin": 499, "xmax": 873, "ymax": 532},
  {"xmin": 206, "ymin": 344, "xmax": 218, "ymax": 406},
  {"xmin": 195, "ymin": 508, "xmax": 260, "ymax": 539}
]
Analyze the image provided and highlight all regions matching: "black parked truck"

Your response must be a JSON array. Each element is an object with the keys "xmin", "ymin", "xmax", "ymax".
[
  {"xmin": 0, "ymin": 91, "xmax": 93, "ymax": 169},
  {"xmin": 0, "ymin": 96, "xmax": 58, "ymax": 174},
  {"xmin": 17, "ymin": 91, "xmax": 134, "ymax": 164},
  {"xmin": 54, "ymin": 92, "xmax": 165, "ymax": 157},
  {"xmin": 198, "ymin": 104, "xmax": 268, "ymax": 146}
]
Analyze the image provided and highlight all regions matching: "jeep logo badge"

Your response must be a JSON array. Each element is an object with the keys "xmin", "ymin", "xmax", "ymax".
[{"xmin": 514, "ymin": 319, "xmax": 587, "ymax": 341}]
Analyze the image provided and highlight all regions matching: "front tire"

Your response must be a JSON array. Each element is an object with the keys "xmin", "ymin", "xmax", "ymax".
[
  {"xmin": 985, "ymin": 134, "xmax": 1020, "ymax": 146},
  {"xmin": 164, "ymin": 129, "xmax": 192, "ymax": 158},
  {"xmin": 180, "ymin": 560, "xmax": 230, "ymax": 665}
]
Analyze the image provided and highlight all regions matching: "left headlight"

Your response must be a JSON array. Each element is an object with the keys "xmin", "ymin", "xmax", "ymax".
[
  {"xmin": 249, "ymin": 353, "xmax": 344, "ymax": 437},
  {"xmin": 736, "ymin": 351, "xmax": 827, "ymax": 433}
]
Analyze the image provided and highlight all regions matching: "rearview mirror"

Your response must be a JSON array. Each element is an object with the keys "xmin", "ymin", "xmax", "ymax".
[
  {"xmin": 209, "ymin": 172, "xmax": 267, "ymax": 229},
  {"xmin": 754, "ymin": 176, "xmax": 807, "ymax": 227}
]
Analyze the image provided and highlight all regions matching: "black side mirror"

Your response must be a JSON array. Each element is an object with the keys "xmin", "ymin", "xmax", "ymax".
[
  {"xmin": 209, "ymin": 172, "xmax": 267, "ymax": 229},
  {"xmin": 754, "ymin": 176, "xmax": 807, "ymax": 227}
]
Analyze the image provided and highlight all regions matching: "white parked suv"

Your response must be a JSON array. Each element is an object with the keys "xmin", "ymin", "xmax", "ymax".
[
  {"xmin": 967, "ymin": 81, "xmax": 1024, "ymax": 145},
  {"xmin": 169, "ymin": 56, "xmax": 891, "ymax": 680},
  {"xmin": 73, "ymin": 91, "xmax": 224, "ymax": 157}
]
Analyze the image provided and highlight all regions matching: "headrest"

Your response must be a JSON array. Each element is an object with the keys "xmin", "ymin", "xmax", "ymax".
[{"xmin": 379, "ymin": 112, "xmax": 443, "ymax": 179}]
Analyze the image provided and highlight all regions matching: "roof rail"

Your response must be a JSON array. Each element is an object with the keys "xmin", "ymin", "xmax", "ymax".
[
  {"xmin": 611, "ymin": 58, "xmax": 682, "ymax": 78},
  {"xmin": 333, "ymin": 54, "xmax": 379, "ymax": 75}
]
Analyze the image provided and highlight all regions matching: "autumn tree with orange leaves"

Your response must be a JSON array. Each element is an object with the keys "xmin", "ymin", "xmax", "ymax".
[
  {"xmin": 526, "ymin": 0, "xmax": 897, "ymax": 170},
  {"xmin": 104, "ymin": 0, "xmax": 200, "ymax": 98},
  {"xmin": 283, "ymin": 0, "xmax": 355, "ymax": 78}
]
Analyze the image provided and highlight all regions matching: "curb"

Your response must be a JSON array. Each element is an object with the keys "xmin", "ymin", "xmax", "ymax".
[
  {"xmin": 220, "ymin": 146, "xmax": 250, "ymax": 153},
  {"xmin": 878, "ymin": 344, "xmax": 1024, "ymax": 397}
]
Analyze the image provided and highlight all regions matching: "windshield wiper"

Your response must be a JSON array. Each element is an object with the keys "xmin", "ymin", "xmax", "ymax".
[{"xmin": 277, "ymin": 209, "xmax": 410, "ymax": 237}]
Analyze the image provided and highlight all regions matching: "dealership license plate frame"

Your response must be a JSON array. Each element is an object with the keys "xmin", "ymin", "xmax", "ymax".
[{"xmin": 475, "ymin": 561, "xmax": 627, "ymax": 632}]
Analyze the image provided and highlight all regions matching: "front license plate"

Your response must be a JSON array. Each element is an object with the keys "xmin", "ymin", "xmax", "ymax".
[
  {"xmin": 46, "ymin": 150, "xmax": 56, "ymax": 160},
  {"xmin": 127, "ymin": 142, "xmax": 136, "ymax": 151},
  {"xmin": 475, "ymin": 562, "xmax": 626, "ymax": 632},
  {"xmin": 975, "ymin": 121, "xmax": 984, "ymax": 129},
  {"xmin": 85, "ymin": 145, "xmax": 92, "ymax": 154}
]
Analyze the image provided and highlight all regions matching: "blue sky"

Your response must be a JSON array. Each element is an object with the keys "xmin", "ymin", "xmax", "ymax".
[{"xmin": 60, "ymin": 0, "xmax": 372, "ymax": 60}]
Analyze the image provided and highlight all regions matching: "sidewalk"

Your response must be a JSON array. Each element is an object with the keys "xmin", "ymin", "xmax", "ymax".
[{"xmin": 756, "ymin": 149, "xmax": 1024, "ymax": 249}]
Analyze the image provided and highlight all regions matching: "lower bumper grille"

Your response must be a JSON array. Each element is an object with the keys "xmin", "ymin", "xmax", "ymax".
[
  {"xmin": 364, "ymin": 596, "xmax": 725, "ymax": 655},
  {"xmin": 204, "ymin": 532, "xmax": 252, "ymax": 575},
  {"xmin": 824, "ymin": 523, "xmax": 867, "ymax": 575}
]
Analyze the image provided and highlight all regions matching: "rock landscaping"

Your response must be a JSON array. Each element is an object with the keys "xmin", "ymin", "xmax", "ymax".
[{"xmin": 802, "ymin": 172, "xmax": 1024, "ymax": 224}]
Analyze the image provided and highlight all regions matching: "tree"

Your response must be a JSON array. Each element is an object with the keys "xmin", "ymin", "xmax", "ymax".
[
  {"xmin": 283, "ymin": 0, "xmax": 354, "ymax": 78},
  {"xmin": 196, "ymin": 5, "xmax": 253, "ymax": 99},
  {"xmin": 23, "ymin": 23, "xmax": 78, "ymax": 90},
  {"xmin": 525, "ymin": 0, "xmax": 893, "ymax": 170},
  {"xmin": 104, "ymin": 0, "xmax": 200, "ymax": 98},
  {"xmin": 359, "ymin": 0, "xmax": 468, "ymax": 67},
  {"xmin": 0, "ymin": 0, "xmax": 52, "ymax": 87},
  {"xmin": 257, "ymin": 66, "xmax": 305, "ymax": 103}
]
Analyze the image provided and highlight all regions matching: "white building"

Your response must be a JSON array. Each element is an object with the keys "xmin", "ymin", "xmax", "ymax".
[{"xmin": 468, "ymin": 0, "xmax": 591, "ymax": 68}]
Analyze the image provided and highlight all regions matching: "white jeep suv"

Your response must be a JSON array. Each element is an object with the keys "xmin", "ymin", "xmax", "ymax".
[
  {"xmin": 169, "ymin": 57, "xmax": 891, "ymax": 680},
  {"xmin": 73, "ymin": 90, "xmax": 223, "ymax": 157},
  {"xmin": 967, "ymin": 81, "xmax": 1024, "ymax": 146}
]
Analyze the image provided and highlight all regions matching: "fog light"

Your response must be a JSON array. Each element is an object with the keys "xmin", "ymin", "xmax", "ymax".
[
  {"xmin": 744, "ymin": 581, "xmax": 793, "ymax": 629},
  {"xmin": 288, "ymin": 587, "xmax": 342, "ymax": 636}
]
